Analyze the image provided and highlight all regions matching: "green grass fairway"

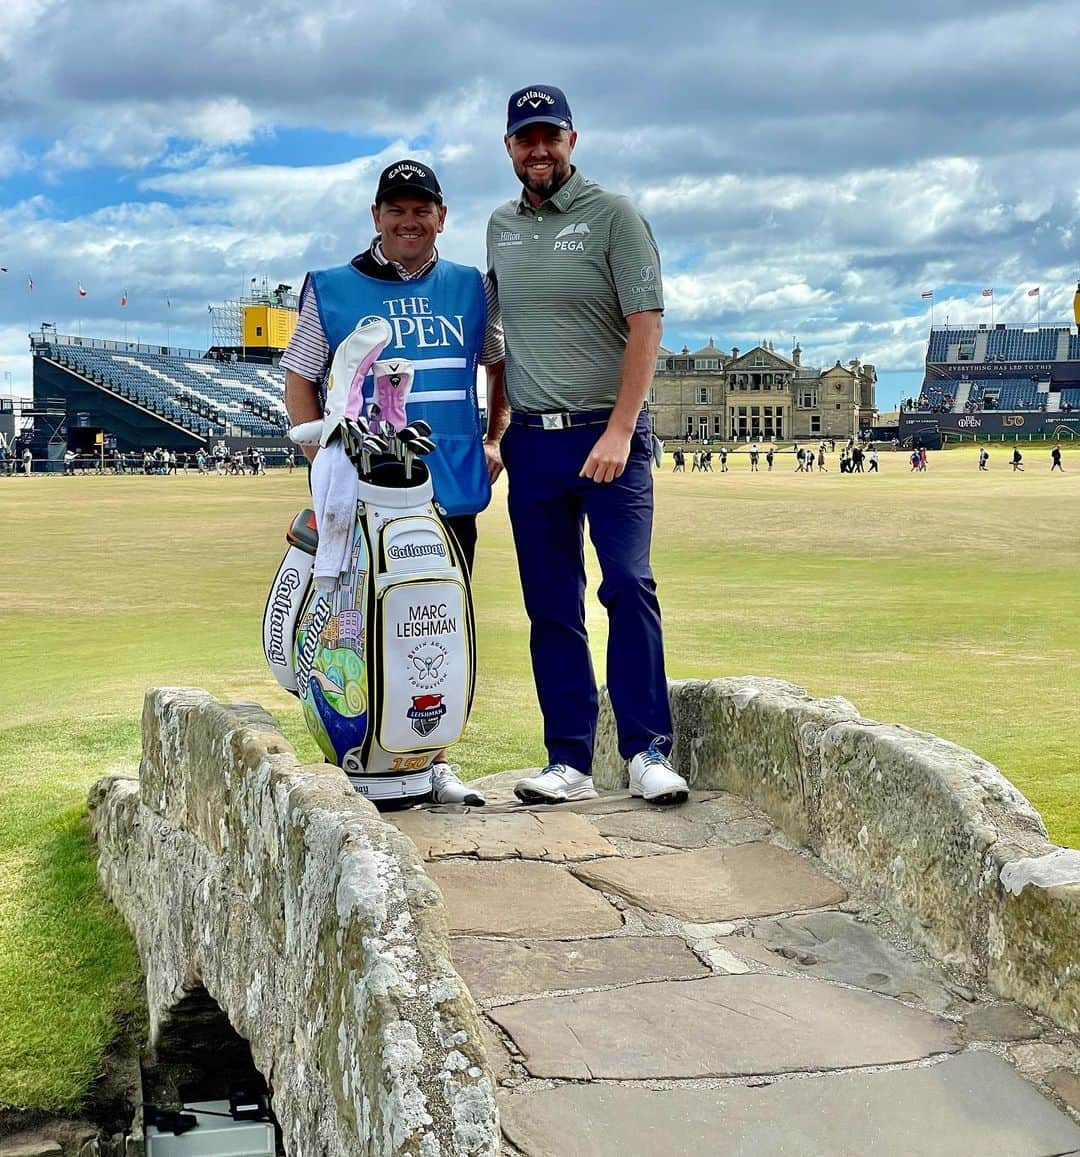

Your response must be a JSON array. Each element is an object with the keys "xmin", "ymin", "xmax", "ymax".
[{"xmin": 1, "ymin": 442, "xmax": 1078, "ymax": 1110}]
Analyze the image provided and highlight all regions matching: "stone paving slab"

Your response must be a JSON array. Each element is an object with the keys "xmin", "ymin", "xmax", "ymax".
[
  {"xmin": 389, "ymin": 808, "xmax": 617, "ymax": 862},
  {"xmin": 428, "ymin": 860, "xmax": 623, "ymax": 938},
  {"xmin": 498, "ymin": 1052, "xmax": 1080, "ymax": 1157},
  {"xmin": 572, "ymin": 843, "xmax": 847, "ymax": 922},
  {"xmin": 589, "ymin": 795, "xmax": 772, "ymax": 850},
  {"xmin": 489, "ymin": 973, "xmax": 960, "ymax": 1080},
  {"xmin": 962, "ymin": 1002, "xmax": 1044, "ymax": 1042},
  {"xmin": 479, "ymin": 1017, "xmax": 515, "ymax": 1082},
  {"xmin": 725, "ymin": 911, "xmax": 955, "ymax": 1011},
  {"xmin": 451, "ymin": 935, "xmax": 708, "ymax": 1001}
]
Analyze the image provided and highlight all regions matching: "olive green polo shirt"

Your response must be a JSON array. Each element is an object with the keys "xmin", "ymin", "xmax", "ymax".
[{"xmin": 486, "ymin": 169, "xmax": 664, "ymax": 412}]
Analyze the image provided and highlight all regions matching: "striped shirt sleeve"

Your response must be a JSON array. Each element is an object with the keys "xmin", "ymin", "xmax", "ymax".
[
  {"xmin": 480, "ymin": 273, "xmax": 504, "ymax": 366},
  {"xmin": 279, "ymin": 291, "xmax": 330, "ymax": 382}
]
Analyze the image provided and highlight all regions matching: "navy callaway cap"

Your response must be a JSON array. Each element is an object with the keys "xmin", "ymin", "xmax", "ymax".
[
  {"xmin": 506, "ymin": 85, "xmax": 573, "ymax": 136},
  {"xmin": 374, "ymin": 158, "xmax": 443, "ymax": 204}
]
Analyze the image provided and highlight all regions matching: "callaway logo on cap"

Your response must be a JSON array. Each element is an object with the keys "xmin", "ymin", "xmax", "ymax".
[
  {"xmin": 506, "ymin": 85, "xmax": 573, "ymax": 136},
  {"xmin": 375, "ymin": 159, "xmax": 443, "ymax": 204}
]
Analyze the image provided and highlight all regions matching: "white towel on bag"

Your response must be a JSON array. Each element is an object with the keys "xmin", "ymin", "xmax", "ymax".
[{"xmin": 310, "ymin": 441, "xmax": 358, "ymax": 587}]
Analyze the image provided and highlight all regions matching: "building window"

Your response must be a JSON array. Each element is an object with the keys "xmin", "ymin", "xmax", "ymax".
[
  {"xmin": 811, "ymin": 415, "xmax": 821, "ymax": 434},
  {"xmin": 798, "ymin": 388, "xmax": 817, "ymax": 408},
  {"xmin": 836, "ymin": 403, "xmax": 841, "ymax": 410},
  {"xmin": 698, "ymin": 419, "xmax": 709, "ymax": 440},
  {"xmin": 685, "ymin": 415, "xmax": 694, "ymax": 435},
  {"xmin": 695, "ymin": 358, "xmax": 719, "ymax": 370},
  {"xmin": 698, "ymin": 387, "xmax": 709, "ymax": 404},
  {"xmin": 713, "ymin": 414, "xmax": 723, "ymax": 435}
]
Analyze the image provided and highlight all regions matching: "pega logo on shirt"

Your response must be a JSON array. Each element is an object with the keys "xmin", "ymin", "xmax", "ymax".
[{"xmin": 553, "ymin": 223, "xmax": 589, "ymax": 252}]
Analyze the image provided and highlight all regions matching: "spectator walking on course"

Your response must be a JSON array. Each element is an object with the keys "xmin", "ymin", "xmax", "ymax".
[
  {"xmin": 795, "ymin": 446, "xmax": 805, "ymax": 472},
  {"xmin": 1051, "ymin": 444, "xmax": 1064, "ymax": 472},
  {"xmin": 487, "ymin": 82, "xmax": 688, "ymax": 806},
  {"xmin": 766, "ymin": 446, "xmax": 774, "ymax": 471},
  {"xmin": 749, "ymin": 442, "xmax": 759, "ymax": 471},
  {"xmin": 918, "ymin": 446, "xmax": 928, "ymax": 472},
  {"xmin": 1012, "ymin": 447, "xmax": 1024, "ymax": 472},
  {"xmin": 22, "ymin": 447, "xmax": 32, "ymax": 476},
  {"xmin": 868, "ymin": 447, "xmax": 879, "ymax": 472},
  {"xmin": 979, "ymin": 447, "xmax": 990, "ymax": 471},
  {"xmin": 817, "ymin": 447, "xmax": 827, "ymax": 472},
  {"xmin": 672, "ymin": 448, "xmax": 685, "ymax": 472},
  {"xmin": 717, "ymin": 447, "xmax": 726, "ymax": 472}
]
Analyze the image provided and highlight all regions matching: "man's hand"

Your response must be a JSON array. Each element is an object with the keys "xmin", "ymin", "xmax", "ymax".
[
  {"xmin": 580, "ymin": 426, "xmax": 633, "ymax": 484},
  {"xmin": 483, "ymin": 437, "xmax": 504, "ymax": 484}
]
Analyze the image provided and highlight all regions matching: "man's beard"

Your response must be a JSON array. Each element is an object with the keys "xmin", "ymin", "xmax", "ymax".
[{"xmin": 518, "ymin": 161, "xmax": 571, "ymax": 200}]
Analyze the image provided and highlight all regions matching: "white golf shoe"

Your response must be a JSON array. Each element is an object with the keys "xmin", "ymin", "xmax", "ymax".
[
  {"xmin": 629, "ymin": 740, "xmax": 689, "ymax": 805},
  {"xmin": 514, "ymin": 764, "xmax": 598, "ymax": 804},
  {"xmin": 430, "ymin": 762, "xmax": 486, "ymax": 807}
]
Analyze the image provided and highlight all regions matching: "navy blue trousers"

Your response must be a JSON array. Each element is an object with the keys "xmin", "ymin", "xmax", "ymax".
[{"xmin": 502, "ymin": 413, "xmax": 673, "ymax": 773}]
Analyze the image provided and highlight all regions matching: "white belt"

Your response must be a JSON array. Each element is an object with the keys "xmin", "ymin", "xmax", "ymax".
[{"xmin": 346, "ymin": 768, "xmax": 431, "ymax": 800}]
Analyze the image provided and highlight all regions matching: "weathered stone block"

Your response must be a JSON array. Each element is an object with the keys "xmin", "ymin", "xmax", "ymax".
[
  {"xmin": 593, "ymin": 677, "xmax": 1080, "ymax": 1032},
  {"xmin": 90, "ymin": 687, "xmax": 498, "ymax": 1157}
]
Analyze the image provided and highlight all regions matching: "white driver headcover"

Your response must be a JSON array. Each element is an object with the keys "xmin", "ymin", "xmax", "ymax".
[{"xmin": 320, "ymin": 316, "xmax": 394, "ymax": 448}]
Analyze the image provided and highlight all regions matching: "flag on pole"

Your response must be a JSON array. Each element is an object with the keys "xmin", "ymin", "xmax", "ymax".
[
  {"xmin": 207, "ymin": 304, "xmax": 214, "ymax": 313},
  {"xmin": 77, "ymin": 283, "xmax": 87, "ymax": 297},
  {"xmin": 120, "ymin": 290, "xmax": 128, "ymax": 307},
  {"xmin": 1, "ymin": 267, "xmax": 7, "ymax": 273},
  {"xmin": 27, "ymin": 276, "xmax": 33, "ymax": 292},
  {"xmin": 982, "ymin": 288, "xmax": 993, "ymax": 297},
  {"xmin": 166, "ymin": 297, "xmax": 171, "ymax": 309},
  {"xmin": 921, "ymin": 291, "xmax": 933, "ymax": 299},
  {"xmin": 1028, "ymin": 287, "xmax": 1040, "ymax": 297}
]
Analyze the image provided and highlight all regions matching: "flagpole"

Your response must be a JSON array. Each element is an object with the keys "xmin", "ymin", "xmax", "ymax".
[{"xmin": 991, "ymin": 290, "xmax": 995, "ymax": 328}]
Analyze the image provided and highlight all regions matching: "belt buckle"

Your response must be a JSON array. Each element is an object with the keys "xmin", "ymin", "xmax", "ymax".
[{"xmin": 541, "ymin": 412, "xmax": 569, "ymax": 431}]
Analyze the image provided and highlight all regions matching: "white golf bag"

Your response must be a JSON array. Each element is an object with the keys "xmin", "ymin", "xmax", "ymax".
[{"xmin": 263, "ymin": 316, "xmax": 476, "ymax": 802}]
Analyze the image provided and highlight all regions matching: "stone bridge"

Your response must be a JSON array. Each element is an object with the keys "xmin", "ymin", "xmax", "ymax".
[{"xmin": 89, "ymin": 681, "xmax": 1080, "ymax": 1155}]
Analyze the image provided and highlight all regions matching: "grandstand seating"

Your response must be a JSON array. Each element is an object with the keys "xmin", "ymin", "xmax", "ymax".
[
  {"xmin": 917, "ymin": 381, "xmax": 952, "ymax": 409},
  {"xmin": 965, "ymin": 379, "xmax": 1040, "ymax": 410},
  {"xmin": 926, "ymin": 329, "xmax": 978, "ymax": 363},
  {"xmin": 41, "ymin": 343, "xmax": 288, "ymax": 439},
  {"xmin": 1059, "ymin": 388, "xmax": 1080, "ymax": 409},
  {"xmin": 1070, "ymin": 335, "xmax": 1080, "ymax": 360},
  {"xmin": 983, "ymin": 328, "xmax": 1062, "ymax": 361}
]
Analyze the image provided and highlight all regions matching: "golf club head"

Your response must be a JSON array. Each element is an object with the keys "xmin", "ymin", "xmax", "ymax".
[
  {"xmin": 411, "ymin": 419, "xmax": 432, "ymax": 438},
  {"xmin": 412, "ymin": 436, "xmax": 436, "ymax": 457}
]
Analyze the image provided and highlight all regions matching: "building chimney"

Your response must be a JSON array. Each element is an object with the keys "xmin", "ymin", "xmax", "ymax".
[
  {"xmin": 731, "ymin": 346, "xmax": 739, "ymax": 360},
  {"xmin": 792, "ymin": 341, "xmax": 801, "ymax": 367}
]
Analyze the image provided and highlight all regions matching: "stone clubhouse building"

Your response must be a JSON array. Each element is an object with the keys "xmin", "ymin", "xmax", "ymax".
[{"xmin": 647, "ymin": 339, "xmax": 877, "ymax": 443}]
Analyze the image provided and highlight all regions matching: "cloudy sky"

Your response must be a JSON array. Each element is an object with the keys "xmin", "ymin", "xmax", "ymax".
[{"xmin": 3, "ymin": 0, "xmax": 1080, "ymax": 410}]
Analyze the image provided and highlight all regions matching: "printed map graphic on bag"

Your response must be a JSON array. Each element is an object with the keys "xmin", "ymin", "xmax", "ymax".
[{"xmin": 284, "ymin": 475, "xmax": 477, "ymax": 790}]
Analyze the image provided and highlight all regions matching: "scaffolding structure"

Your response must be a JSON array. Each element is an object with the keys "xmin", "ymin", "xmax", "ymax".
[{"xmin": 211, "ymin": 277, "xmax": 299, "ymax": 351}]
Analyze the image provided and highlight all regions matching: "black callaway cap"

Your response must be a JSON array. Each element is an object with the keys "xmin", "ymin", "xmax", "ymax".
[{"xmin": 374, "ymin": 159, "xmax": 443, "ymax": 205}]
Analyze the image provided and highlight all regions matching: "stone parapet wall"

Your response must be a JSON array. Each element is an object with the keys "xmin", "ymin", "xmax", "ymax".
[
  {"xmin": 593, "ymin": 677, "xmax": 1080, "ymax": 1032},
  {"xmin": 88, "ymin": 687, "xmax": 498, "ymax": 1157}
]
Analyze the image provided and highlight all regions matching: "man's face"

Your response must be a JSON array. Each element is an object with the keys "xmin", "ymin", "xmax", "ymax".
[
  {"xmin": 372, "ymin": 195, "xmax": 446, "ymax": 270},
  {"xmin": 505, "ymin": 124, "xmax": 577, "ymax": 203}
]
